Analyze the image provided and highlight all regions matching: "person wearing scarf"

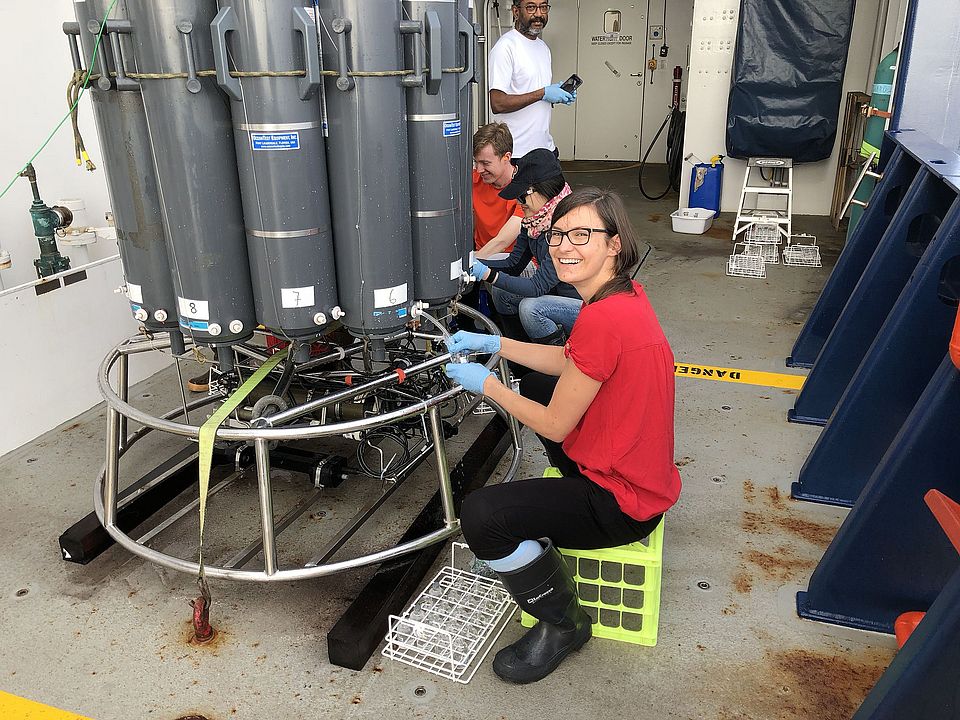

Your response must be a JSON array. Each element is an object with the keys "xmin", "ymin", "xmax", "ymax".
[{"xmin": 470, "ymin": 149, "xmax": 584, "ymax": 346}]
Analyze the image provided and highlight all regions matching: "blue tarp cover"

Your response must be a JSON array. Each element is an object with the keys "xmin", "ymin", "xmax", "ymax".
[{"xmin": 726, "ymin": 0, "xmax": 857, "ymax": 162}]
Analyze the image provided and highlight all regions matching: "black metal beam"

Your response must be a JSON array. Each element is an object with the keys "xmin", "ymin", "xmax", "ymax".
[
  {"xmin": 327, "ymin": 415, "xmax": 511, "ymax": 670},
  {"xmin": 58, "ymin": 444, "xmax": 221, "ymax": 565}
]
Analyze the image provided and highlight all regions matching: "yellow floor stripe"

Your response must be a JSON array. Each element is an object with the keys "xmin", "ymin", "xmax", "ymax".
[
  {"xmin": 675, "ymin": 362, "xmax": 806, "ymax": 390},
  {"xmin": 0, "ymin": 691, "xmax": 92, "ymax": 720}
]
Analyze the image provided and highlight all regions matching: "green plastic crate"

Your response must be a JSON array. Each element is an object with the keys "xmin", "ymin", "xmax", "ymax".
[{"xmin": 521, "ymin": 467, "xmax": 664, "ymax": 646}]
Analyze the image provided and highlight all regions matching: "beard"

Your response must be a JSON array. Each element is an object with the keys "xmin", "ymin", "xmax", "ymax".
[{"xmin": 517, "ymin": 16, "xmax": 547, "ymax": 36}]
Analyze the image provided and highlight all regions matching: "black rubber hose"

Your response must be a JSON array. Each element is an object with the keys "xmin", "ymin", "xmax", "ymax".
[{"xmin": 638, "ymin": 106, "xmax": 686, "ymax": 200}]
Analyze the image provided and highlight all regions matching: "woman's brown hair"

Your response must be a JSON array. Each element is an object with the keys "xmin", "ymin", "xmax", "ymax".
[{"xmin": 550, "ymin": 187, "xmax": 641, "ymax": 304}]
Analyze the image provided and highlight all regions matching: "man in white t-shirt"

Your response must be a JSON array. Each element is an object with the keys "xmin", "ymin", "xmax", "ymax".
[{"xmin": 488, "ymin": 1, "xmax": 575, "ymax": 158}]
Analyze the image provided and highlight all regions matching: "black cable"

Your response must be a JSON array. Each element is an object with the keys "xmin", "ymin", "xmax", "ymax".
[
  {"xmin": 356, "ymin": 427, "xmax": 411, "ymax": 478},
  {"xmin": 638, "ymin": 105, "xmax": 686, "ymax": 200},
  {"xmin": 662, "ymin": 0, "xmax": 667, "ymax": 44},
  {"xmin": 272, "ymin": 350, "xmax": 296, "ymax": 401}
]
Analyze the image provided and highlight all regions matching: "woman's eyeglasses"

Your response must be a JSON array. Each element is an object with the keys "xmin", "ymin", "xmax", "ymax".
[{"xmin": 545, "ymin": 227, "xmax": 612, "ymax": 246}]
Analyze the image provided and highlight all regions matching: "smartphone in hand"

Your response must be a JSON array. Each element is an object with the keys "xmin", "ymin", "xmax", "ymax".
[{"xmin": 560, "ymin": 74, "xmax": 583, "ymax": 94}]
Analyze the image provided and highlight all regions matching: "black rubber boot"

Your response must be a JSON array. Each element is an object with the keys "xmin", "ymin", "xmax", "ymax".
[{"xmin": 493, "ymin": 539, "xmax": 592, "ymax": 683}]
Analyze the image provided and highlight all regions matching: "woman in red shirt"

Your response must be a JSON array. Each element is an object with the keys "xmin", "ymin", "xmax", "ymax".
[{"xmin": 445, "ymin": 187, "xmax": 681, "ymax": 684}]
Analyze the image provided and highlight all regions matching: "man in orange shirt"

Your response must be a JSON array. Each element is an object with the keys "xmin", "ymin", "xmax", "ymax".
[{"xmin": 473, "ymin": 123, "xmax": 524, "ymax": 258}]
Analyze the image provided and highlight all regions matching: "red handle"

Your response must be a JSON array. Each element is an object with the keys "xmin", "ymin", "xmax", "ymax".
[{"xmin": 950, "ymin": 306, "xmax": 960, "ymax": 370}]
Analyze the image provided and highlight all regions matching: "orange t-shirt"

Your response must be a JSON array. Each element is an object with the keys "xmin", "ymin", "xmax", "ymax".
[{"xmin": 472, "ymin": 170, "xmax": 523, "ymax": 251}]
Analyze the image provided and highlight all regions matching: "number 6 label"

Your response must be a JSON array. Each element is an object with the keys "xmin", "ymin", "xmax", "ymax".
[{"xmin": 178, "ymin": 296, "xmax": 210, "ymax": 320}]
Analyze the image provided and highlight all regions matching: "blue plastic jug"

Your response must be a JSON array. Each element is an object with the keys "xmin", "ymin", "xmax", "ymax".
[{"xmin": 689, "ymin": 161, "xmax": 723, "ymax": 214}]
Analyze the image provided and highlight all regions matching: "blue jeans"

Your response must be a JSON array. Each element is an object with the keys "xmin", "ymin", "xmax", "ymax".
[
  {"xmin": 489, "ymin": 286, "xmax": 582, "ymax": 339},
  {"xmin": 519, "ymin": 294, "xmax": 582, "ymax": 338}
]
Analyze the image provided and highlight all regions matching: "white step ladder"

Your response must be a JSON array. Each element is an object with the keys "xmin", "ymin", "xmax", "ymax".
[
  {"xmin": 733, "ymin": 157, "xmax": 793, "ymax": 246},
  {"xmin": 832, "ymin": 151, "xmax": 882, "ymax": 229}
]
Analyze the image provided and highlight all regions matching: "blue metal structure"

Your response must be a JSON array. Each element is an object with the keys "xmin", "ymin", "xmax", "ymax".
[
  {"xmin": 797, "ymin": 354, "xmax": 960, "ymax": 630},
  {"xmin": 794, "ymin": 1, "xmax": 960, "ymax": 712},
  {"xmin": 791, "ymin": 158, "xmax": 960, "ymax": 505},
  {"xmin": 851, "ymin": 564, "xmax": 960, "ymax": 720},
  {"xmin": 786, "ymin": 148, "xmax": 917, "ymax": 368},
  {"xmin": 788, "ymin": 158, "xmax": 956, "ymax": 426}
]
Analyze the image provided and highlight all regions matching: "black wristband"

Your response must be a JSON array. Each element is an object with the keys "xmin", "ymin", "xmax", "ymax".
[{"xmin": 489, "ymin": 270, "xmax": 499, "ymax": 285}]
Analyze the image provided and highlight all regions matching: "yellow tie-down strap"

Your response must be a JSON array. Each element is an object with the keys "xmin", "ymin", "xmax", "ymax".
[{"xmin": 197, "ymin": 348, "xmax": 288, "ymax": 570}]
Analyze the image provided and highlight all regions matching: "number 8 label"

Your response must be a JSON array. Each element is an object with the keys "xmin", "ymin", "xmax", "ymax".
[{"xmin": 178, "ymin": 297, "xmax": 210, "ymax": 320}]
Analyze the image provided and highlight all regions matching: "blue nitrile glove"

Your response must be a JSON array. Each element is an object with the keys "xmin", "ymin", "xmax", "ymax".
[
  {"xmin": 469, "ymin": 260, "xmax": 490, "ymax": 281},
  {"xmin": 445, "ymin": 362, "xmax": 493, "ymax": 394},
  {"xmin": 447, "ymin": 330, "xmax": 501, "ymax": 355},
  {"xmin": 543, "ymin": 84, "xmax": 575, "ymax": 105}
]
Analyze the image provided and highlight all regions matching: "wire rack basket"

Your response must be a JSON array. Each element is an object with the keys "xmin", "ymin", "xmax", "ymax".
[
  {"xmin": 744, "ymin": 222, "xmax": 781, "ymax": 245},
  {"xmin": 745, "ymin": 242, "xmax": 779, "ymax": 264},
  {"xmin": 382, "ymin": 544, "xmax": 516, "ymax": 683},
  {"xmin": 783, "ymin": 234, "xmax": 822, "ymax": 267},
  {"xmin": 726, "ymin": 243, "xmax": 767, "ymax": 278}
]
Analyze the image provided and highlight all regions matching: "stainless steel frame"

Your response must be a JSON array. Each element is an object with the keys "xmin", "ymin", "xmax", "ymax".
[{"xmin": 94, "ymin": 304, "xmax": 523, "ymax": 582}]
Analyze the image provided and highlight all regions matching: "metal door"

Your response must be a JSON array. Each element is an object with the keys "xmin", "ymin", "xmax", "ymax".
[{"xmin": 573, "ymin": 3, "xmax": 645, "ymax": 160}]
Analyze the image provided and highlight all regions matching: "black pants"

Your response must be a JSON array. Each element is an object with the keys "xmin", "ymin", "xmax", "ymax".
[{"xmin": 460, "ymin": 372, "xmax": 662, "ymax": 560}]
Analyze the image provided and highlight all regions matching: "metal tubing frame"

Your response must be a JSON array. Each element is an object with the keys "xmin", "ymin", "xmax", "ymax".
[
  {"xmin": 428, "ymin": 405, "xmax": 457, "ymax": 529},
  {"xmin": 93, "ymin": 304, "xmax": 524, "ymax": 581},
  {"xmin": 253, "ymin": 438, "xmax": 278, "ymax": 575},
  {"xmin": 117, "ymin": 353, "xmax": 129, "ymax": 452}
]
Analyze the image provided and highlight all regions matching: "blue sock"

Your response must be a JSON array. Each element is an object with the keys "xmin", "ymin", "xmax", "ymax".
[{"xmin": 485, "ymin": 540, "xmax": 544, "ymax": 572}]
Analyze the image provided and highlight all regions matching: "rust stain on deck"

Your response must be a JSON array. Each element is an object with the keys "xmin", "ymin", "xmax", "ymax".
[
  {"xmin": 716, "ymin": 646, "xmax": 892, "ymax": 719},
  {"xmin": 740, "ymin": 487, "xmax": 838, "ymax": 546},
  {"xmin": 765, "ymin": 486, "xmax": 787, "ymax": 511},
  {"xmin": 733, "ymin": 571, "xmax": 753, "ymax": 594},
  {"xmin": 745, "ymin": 547, "xmax": 816, "ymax": 582}
]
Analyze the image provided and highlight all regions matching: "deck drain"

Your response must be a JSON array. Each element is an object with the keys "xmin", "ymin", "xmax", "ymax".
[
  {"xmin": 720, "ymin": 405, "xmax": 732, "ymax": 412},
  {"xmin": 15, "ymin": 588, "xmax": 28, "ymax": 597},
  {"xmin": 414, "ymin": 686, "xmax": 427, "ymax": 698},
  {"xmin": 697, "ymin": 581, "xmax": 711, "ymax": 591},
  {"xmin": 711, "ymin": 475, "xmax": 724, "ymax": 484},
  {"xmin": 174, "ymin": 716, "xmax": 210, "ymax": 720}
]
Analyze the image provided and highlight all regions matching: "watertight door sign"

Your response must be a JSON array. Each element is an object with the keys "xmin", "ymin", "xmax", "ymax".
[{"xmin": 592, "ymin": 9, "xmax": 634, "ymax": 46}]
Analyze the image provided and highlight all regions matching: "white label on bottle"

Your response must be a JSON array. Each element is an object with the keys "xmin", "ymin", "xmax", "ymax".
[
  {"xmin": 450, "ymin": 259, "xmax": 463, "ymax": 281},
  {"xmin": 178, "ymin": 296, "xmax": 210, "ymax": 320},
  {"xmin": 373, "ymin": 283, "xmax": 408, "ymax": 308},
  {"xmin": 127, "ymin": 282, "xmax": 143, "ymax": 304},
  {"xmin": 281, "ymin": 286, "xmax": 315, "ymax": 308}
]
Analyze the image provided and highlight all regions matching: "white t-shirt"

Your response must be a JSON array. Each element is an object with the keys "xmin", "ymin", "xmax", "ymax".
[{"xmin": 488, "ymin": 29, "xmax": 554, "ymax": 158}]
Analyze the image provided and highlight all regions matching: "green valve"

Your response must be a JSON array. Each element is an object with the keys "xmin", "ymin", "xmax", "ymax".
[{"xmin": 19, "ymin": 163, "xmax": 73, "ymax": 279}]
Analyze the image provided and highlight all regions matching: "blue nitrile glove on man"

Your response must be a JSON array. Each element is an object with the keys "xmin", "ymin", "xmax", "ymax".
[
  {"xmin": 543, "ymin": 83, "xmax": 575, "ymax": 105},
  {"xmin": 447, "ymin": 330, "xmax": 501, "ymax": 356},
  {"xmin": 445, "ymin": 362, "xmax": 493, "ymax": 394},
  {"xmin": 469, "ymin": 260, "xmax": 490, "ymax": 282}
]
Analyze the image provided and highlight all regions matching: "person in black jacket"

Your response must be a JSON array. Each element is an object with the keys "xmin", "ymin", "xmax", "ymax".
[{"xmin": 469, "ymin": 149, "xmax": 581, "ymax": 345}]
